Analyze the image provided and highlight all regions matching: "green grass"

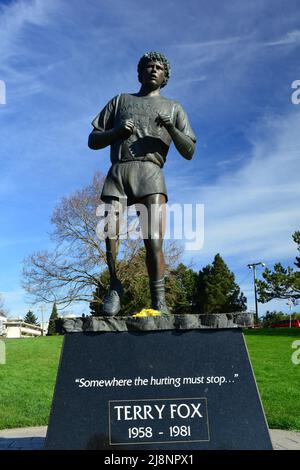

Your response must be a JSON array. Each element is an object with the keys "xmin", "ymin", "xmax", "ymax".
[
  {"xmin": 244, "ymin": 328, "xmax": 300, "ymax": 431},
  {"xmin": 0, "ymin": 336, "xmax": 63, "ymax": 429},
  {"xmin": 0, "ymin": 329, "xmax": 300, "ymax": 430}
]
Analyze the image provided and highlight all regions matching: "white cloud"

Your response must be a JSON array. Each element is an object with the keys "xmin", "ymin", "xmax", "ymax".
[
  {"xmin": 0, "ymin": 0, "xmax": 59, "ymax": 59},
  {"xmin": 0, "ymin": 1, "xmax": 61, "ymax": 111},
  {"xmin": 175, "ymin": 36, "xmax": 251, "ymax": 50},
  {"xmin": 266, "ymin": 29, "xmax": 300, "ymax": 46}
]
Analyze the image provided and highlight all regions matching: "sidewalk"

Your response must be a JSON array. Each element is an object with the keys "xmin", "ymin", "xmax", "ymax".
[
  {"xmin": 0, "ymin": 427, "xmax": 300, "ymax": 450},
  {"xmin": 0, "ymin": 426, "xmax": 46, "ymax": 450}
]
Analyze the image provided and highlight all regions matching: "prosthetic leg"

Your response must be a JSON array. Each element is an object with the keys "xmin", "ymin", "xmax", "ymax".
[
  {"xmin": 140, "ymin": 194, "xmax": 170, "ymax": 316},
  {"xmin": 102, "ymin": 201, "xmax": 123, "ymax": 316}
]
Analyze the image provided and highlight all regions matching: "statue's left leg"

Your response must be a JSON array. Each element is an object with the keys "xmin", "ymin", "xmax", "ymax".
[{"xmin": 138, "ymin": 194, "xmax": 170, "ymax": 315}]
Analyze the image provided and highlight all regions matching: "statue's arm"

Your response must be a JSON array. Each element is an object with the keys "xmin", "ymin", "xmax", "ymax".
[
  {"xmin": 88, "ymin": 120, "xmax": 134, "ymax": 150},
  {"xmin": 156, "ymin": 114, "xmax": 196, "ymax": 160},
  {"xmin": 166, "ymin": 125, "xmax": 195, "ymax": 160},
  {"xmin": 88, "ymin": 128, "xmax": 120, "ymax": 150}
]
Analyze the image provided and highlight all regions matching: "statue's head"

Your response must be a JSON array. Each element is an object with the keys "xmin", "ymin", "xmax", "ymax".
[{"xmin": 137, "ymin": 51, "xmax": 171, "ymax": 88}]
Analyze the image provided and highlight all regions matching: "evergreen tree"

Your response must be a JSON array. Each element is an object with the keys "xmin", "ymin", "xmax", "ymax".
[
  {"xmin": 89, "ymin": 276, "xmax": 109, "ymax": 316},
  {"xmin": 24, "ymin": 310, "xmax": 39, "ymax": 325},
  {"xmin": 196, "ymin": 254, "xmax": 247, "ymax": 313},
  {"xmin": 47, "ymin": 303, "xmax": 59, "ymax": 335},
  {"xmin": 89, "ymin": 252, "xmax": 198, "ymax": 316},
  {"xmin": 257, "ymin": 264, "xmax": 300, "ymax": 302},
  {"xmin": 89, "ymin": 286, "xmax": 102, "ymax": 316},
  {"xmin": 257, "ymin": 231, "xmax": 300, "ymax": 302},
  {"xmin": 170, "ymin": 263, "xmax": 199, "ymax": 314},
  {"xmin": 293, "ymin": 231, "xmax": 300, "ymax": 269}
]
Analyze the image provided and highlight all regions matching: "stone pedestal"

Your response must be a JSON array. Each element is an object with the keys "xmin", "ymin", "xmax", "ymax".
[
  {"xmin": 61, "ymin": 312, "xmax": 254, "ymax": 333},
  {"xmin": 45, "ymin": 314, "xmax": 272, "ymax": 450}
]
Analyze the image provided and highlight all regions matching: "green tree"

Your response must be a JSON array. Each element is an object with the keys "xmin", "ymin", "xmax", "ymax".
[
  {"xmin": 89, "ymin": 254, "xmax": 248, "ymax": 316},
  {"xmin": 89, "ymin": 284, "xmax": 103, "ymax": 316},
  {"xmin": 47, "ymin": 303, "xmax": 59, "ymax": 335},
  {"xmin": 293, "ymin": 231, "xmax": 300, "ymax": 269},
  {"xmin": 261, "ymin": 310, "xmax": 286, "ymax": 327},
  {"xmin": 257, "ymin": 231, "xmax": 300, "ymax": 303},
  {"xmin": 196, "ymin": 254, "xmax": 247, "ymax": 314},
  {"xmin": 89, "ymin": 252, "xmax": 194, "ymax": 316},
  {"xmin": 169, "ymin": 263, "xmax": 199, "ymax": 314},
  {"xmin": 257, "ymin": 264, "xmax": 300, "ymax": 302},
  {"xmin": 24, "ymin": 310, "xmax": 39, "ymax": 325}
]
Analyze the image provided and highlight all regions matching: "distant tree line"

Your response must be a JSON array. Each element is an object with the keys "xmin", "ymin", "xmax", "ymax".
[
  {"xmin": 260, "ymin": 311, "xmax": 300, "ymax": 328},
  {"xmin": 90, "ymin": 252, "xmax": 247, "ymax": 316}
]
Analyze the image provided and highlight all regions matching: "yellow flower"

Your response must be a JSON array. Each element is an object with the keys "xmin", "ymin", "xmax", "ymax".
[{"xmin": 132, "ymin": 308, "xmax": 161, "ymax": 317}]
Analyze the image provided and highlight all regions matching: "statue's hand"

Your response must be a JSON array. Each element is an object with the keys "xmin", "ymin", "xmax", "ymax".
[
  {"xmin": 155, "ymin": 114, "xmax": 174, "ymax": 131},
  {"xmin": 115, "ymin": 119, "xmax": 135, "ymax": 139}
]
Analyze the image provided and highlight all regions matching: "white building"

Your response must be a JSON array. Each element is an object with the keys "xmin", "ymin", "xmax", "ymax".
[{"xmin": 0, "ymin": 318, "xmax": 43, "ymax": 338}]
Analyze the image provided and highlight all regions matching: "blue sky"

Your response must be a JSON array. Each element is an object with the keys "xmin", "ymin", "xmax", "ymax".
[{"xmin": 0, "ymin": 0, "xmax": 300, "ymax": 321}]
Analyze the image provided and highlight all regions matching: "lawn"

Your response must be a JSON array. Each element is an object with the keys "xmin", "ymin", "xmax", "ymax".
[
  {"xmin": 0, "ymin": 336, "xmax": 63, "ymax": 429},
  {"xmin": 0, "ymin": 329, "xmax": 300, "ymax": 430},
  {"xmin": 244, "ymin": 328, "xmax": 300, "ymax": 431}
]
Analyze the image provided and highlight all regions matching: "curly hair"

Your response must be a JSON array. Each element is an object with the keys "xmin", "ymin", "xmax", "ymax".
[{"xmin": 137, "ymin": 51, "xmax": 171, "ymax": 88}]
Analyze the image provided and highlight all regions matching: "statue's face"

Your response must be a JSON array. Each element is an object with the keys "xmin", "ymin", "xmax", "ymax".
[{"xmin": 140, "ymin": 60, "xmax": 165, "ymax": 89}]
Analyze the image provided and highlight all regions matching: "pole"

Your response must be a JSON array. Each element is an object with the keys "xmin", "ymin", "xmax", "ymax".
[
  {"xmin": 39, "ymin": 305, "xmax": 45, "ymax": 336},
  {"xmin": 247, "ymin": 262, "xmax": 265, "ymax": 326},
  {"xmin": 252, "ymin": 266, "xmax": 259, "ymax": 325},
  {"xmin": 288, "ymin": 299, "xmax": 292, "ymax": 328}
]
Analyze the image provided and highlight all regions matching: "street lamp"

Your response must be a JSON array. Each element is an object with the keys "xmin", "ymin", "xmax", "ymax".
[
  {"xmin": 247, "ymin": 262, "xmax": 265, "ymax": 325},
  {"xmin": 39, "ymin": 305, "xmax": 45, "ymax": 336},
  {"xmin": 287, "ymin": 298, "xmax": 298, "ymax": 328}
]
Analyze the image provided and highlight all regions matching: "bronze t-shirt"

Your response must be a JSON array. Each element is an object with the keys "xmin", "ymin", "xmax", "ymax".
[{"xmin": 92, "ymin": 93, "xmax": 196, "ymax": 168}]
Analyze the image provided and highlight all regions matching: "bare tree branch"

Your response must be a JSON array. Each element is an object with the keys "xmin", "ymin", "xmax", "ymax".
[{"xmin": 0, "ymin": 294, "xmax": 9, "ymax": 317}]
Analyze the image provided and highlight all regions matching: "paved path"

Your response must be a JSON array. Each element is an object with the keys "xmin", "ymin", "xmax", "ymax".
[
  {"xmin": 0, "ymin": 426, "xmax": 300, "ymax": 450},
  {"xmin": 0, "ymin": 426, "xmax": 46, "ymax": 450}
]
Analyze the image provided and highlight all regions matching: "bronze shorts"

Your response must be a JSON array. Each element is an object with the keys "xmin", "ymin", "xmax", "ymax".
[{"xmin": 101, "ymin": 161, "xmax": 168, "ymax": 206}]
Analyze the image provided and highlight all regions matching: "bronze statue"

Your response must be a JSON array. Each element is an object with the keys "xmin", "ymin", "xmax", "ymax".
[{"xmin": 88, "ymin": 52, "xmax": 196, "ymax": 316}]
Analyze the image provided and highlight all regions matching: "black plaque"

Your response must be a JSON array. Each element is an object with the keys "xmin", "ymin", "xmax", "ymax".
[{"xmin": 45, "ymin": 328, "xmax": 272, "ymax": 450}]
